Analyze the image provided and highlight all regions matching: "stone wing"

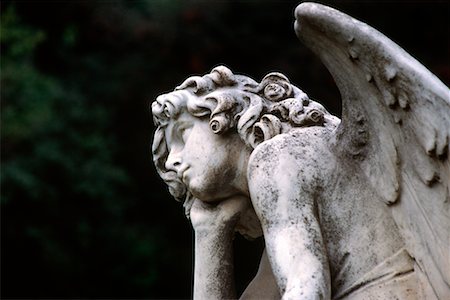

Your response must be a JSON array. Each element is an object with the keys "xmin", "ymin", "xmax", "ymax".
[{"xmin": 295, "ymin": 3, "xmax": 450, "ymax": 298}]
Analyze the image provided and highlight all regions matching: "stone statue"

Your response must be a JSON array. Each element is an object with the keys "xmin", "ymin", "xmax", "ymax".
[{"xmin": 151, "ymin": 3, "xmax": 450, "ymax": 299}]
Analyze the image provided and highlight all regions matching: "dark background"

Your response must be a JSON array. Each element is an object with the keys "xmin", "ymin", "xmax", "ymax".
[{"xmin": 1, "ymin": 0, "xmax": 448, "ymax": 298}]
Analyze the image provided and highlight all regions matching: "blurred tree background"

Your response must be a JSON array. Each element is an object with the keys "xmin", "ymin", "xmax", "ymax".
[{"xmin": 1, "ymin": 0, "xmax": 448, "ymax": 298}]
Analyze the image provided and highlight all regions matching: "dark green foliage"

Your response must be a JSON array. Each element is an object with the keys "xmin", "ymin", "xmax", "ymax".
[
  {"xmin": 1, "ymin": 5, "xmax": 192, "ymax": 298},
  {"xmin": 1, "ymin": 1, "xmax": 448, "ymax": 298}
]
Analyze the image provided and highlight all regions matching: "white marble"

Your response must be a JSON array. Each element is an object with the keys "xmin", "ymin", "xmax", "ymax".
[{"xmin": 152, "ymin": 3, "xmax": 450, "ymax": 299}]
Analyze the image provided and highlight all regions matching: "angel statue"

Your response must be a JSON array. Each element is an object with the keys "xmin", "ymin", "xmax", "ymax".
[{"xmin": 151, "ymin": 2, "xmax": 449, "ymax": 300}]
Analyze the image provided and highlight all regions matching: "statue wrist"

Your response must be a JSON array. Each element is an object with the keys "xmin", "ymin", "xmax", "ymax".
[{"xmin": 193, "ymin": 219, "xmax": 237, "ymax": 236}]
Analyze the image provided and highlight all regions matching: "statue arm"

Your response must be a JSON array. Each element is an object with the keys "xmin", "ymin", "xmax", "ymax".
[
  {"xmin": 190, "ymin": 196, "xmax": 250, "ymax": 300},
  {"xmin": 248, "ymin": 141, "xmax": 331, "ymax": 299},
  {"xmin": 193, "ymin": 221, "xmax": 236, "ymax": 300}
]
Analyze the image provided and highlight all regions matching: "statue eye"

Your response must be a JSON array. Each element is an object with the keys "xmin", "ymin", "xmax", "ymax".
[{"xmin": 178, "ymin": 126, "xmax": 192, "ymax": 143}]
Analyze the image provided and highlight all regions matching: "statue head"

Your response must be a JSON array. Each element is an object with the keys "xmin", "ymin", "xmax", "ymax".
[{"xmin": 152, "ymin": 66, "xmax": 339, "ymax": 207}]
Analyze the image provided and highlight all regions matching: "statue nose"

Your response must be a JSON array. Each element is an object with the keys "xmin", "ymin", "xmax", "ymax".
[{"xmin": 165, "ymin": 152, "xmax": 182, "ymax": 171}]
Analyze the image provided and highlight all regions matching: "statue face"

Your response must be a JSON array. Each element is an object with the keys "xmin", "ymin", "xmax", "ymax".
[{"xmin": 164, "ymin": 110, "xmax": 250, "ymax": 202}]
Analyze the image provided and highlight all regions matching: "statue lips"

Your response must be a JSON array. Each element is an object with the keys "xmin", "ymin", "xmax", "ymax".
[{"xmin": 178, "ymin": 165, "xmax": 190, "ymax": 185}]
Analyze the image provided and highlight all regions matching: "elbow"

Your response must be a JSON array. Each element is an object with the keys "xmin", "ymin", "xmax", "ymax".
[
  {"xmin": 282, "ymin": 288, "xmax": 330, "ymax": 300},
  {"xmin": 281, "ymin": 273, "xmax": 331, "ymax": 300}
]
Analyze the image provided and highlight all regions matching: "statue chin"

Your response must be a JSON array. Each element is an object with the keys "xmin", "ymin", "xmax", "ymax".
[
  {"xmin": 187, "ymin": 185, "xmax": 225, "ymax": 203},
  {"xmin": 191, "ymin": 191, "xmax": 240, "ymax": 204},
  {"xmin": 187, "ymin": 178, "xmax": 245, "ymax": 204}
]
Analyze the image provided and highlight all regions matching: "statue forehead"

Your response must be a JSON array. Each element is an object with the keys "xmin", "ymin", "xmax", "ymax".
[
  {"xmin": 165, "ymin": 109, "xmax": 200, "ymax": 129},
  {"xmin": 162, "ymin": 87, "xmax": 246, "ymax": 119},
  {"xmin": 159, "ymin": 87, "xmax": 239, "ymax": 109}
]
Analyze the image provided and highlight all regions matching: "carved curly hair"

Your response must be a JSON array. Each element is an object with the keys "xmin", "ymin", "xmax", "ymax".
[{"xmin": 152, "ymin": 66, "xmax": 339, "ymax": 210}]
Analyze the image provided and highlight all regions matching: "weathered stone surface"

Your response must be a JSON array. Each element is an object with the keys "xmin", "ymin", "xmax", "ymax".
[{"xmin": 152, "ymin": 3, "xmax": 450, "ymax": 299}]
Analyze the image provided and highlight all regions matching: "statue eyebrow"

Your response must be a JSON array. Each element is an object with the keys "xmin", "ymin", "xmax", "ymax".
[{"xmin": 173, "ymin": 120, "xmax": 193, "ymax": 134}]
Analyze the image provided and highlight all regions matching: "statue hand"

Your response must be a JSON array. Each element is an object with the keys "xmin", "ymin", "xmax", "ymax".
[{"xmin": 190, "ymin": 196, "xmax": 250, "ymax": 232}]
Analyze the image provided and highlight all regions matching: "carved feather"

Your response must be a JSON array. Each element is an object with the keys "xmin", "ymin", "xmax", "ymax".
[{"xmin": 295, "ymin": 3, "xmax": 450, "ymax": 298}]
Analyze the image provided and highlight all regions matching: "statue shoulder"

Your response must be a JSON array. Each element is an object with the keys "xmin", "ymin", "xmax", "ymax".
[{"xmin": 248, "ymin": 126, "xmax": 335, "ymax": 181}]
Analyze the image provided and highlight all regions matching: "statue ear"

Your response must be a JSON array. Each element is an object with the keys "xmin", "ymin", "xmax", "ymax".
[
  {"xmin": 251, "ymin": 114, "xmax": 282, "ymax": 147},
  {"xmin": 260, "ymin": 73, "xmax": 293, "ymax": 102}
]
